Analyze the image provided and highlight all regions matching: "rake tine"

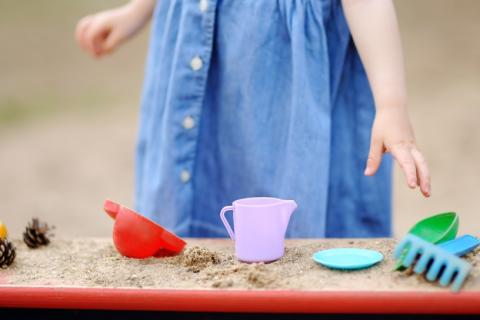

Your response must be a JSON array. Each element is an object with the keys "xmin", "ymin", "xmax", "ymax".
[
  {"xmin": 439, "ymin": 265, "xmax": 457, "ymax": 287},
  {"xmin": 426, "ymin": 259, "xmax": 445, "ymax": 281},
  {"xmin": 393, "ymin": 237, "xmax": 411, "ymax": 259},
  {"xmin": 413, "ymin": 252, "xmax": 433, "ymax": 274},
  {"xmin": 403, "ymin": 244, "xmax": 420, "ymax": 268},
  {"xmin": 451, "ymin": 264, "xmax": 472, "ymax": 292}
]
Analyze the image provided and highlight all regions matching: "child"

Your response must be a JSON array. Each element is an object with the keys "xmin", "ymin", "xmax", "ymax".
[{"xmin": 76, "ymin": 0, "xmax": 430, "ymax": 238}]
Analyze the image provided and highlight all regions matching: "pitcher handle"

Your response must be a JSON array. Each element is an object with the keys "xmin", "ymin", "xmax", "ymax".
[{"xmin": 220, "ymin": 206, "xmax": 235, "ymax": 240}]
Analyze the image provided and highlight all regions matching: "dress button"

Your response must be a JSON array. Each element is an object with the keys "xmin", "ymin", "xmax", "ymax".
[
  {"xmin": 182, "ymin": 116, "xmax": 195, "ymax": 130},
  {"xmin": 199, "ymin": 0, "xmax": 208, "ymax": 12},
  {"xmin": 190, "ymin": 56, "xmax": 203, "ymax": 71},
  {"xmin": 180, "ymin": 170, "xmax": 191, "ymax": 183}
]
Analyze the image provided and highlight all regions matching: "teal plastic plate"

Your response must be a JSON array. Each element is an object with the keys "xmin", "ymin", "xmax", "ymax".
[{"xmin": 312, "ymin": 248, "xmax": 384, "ymax": 270}]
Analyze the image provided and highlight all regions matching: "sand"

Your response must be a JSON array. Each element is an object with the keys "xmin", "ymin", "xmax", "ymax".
[{"xmin": 1, "ymin": 238, "xmax": 479, "ymax": 291}]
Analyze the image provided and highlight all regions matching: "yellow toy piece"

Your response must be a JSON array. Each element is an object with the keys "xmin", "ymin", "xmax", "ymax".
[{"xmin": 0, "ymin": 220, "xmax": 8, "ymax": 239}]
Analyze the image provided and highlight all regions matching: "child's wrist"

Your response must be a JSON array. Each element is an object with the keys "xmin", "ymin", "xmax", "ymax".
[
  {"xmin": 125, "ymin": 0, "xmax": 155, "ymax": 22},
  {"xmin": 374, "ymin": 93, "xmax": 407, "ymax": 111}
]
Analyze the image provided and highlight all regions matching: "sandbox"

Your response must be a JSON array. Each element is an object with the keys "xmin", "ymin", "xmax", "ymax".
[{"xmin": 1, "ymin": 238, "xmax": 479, "ymax": 314}]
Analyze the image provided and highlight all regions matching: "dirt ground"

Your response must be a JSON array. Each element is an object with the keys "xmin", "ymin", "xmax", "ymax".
[
  {"xmin": 0, "ymin": 1, "xmax": 479, "ymax": 238},
  {"xmin": 3, "ymin": 238, "xmax": 479, "ymax": 291}
]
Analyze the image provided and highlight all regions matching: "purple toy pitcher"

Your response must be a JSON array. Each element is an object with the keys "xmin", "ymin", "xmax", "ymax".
[{"xmin": 220, "ymin": 197, "xmax": 297, "ymax": 263}]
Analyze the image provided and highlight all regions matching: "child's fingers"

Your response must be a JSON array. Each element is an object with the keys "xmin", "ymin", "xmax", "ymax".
[
  {"xmin": 82, "ymin": 19, "xmax": 100, "ymax": 56},
  {"xmin": 84, "ymin": 20, "xmax": 103, "ymax": 56},
  {"xmin": 75, "ymin": 16, "xmax": 93, "ymax": 52},
  {"xmin": 102, "ymin": 29, "xmax": 122, "ymax": 55},
  {"xmin": 411, "ymin": 148, "xmax": 431, "ymax": 197},
  {"xmin": 364, "ymin": 138, "xmax": 383, "ymax": 176},
  {"xmin": 85, "ymin": 19, "xmax": 111, "ymax": 57},
  {"xmin": 391, "ymin": 145, "xmax": 417, "ymax": 189}
]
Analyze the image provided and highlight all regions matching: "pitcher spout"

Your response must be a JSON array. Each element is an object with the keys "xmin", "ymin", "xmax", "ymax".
[
  {"xmin": 284, "ymin": 200, "xmax": 297, "ymax": 213},
  {"xmin": 280, "ymin": 199, "xmax": 297, "ymax": 234}
]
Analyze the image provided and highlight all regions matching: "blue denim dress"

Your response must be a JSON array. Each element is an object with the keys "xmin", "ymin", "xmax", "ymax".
[{"xmin": 136, "ymin": 0, "xmax": 393, "ymax": 238}]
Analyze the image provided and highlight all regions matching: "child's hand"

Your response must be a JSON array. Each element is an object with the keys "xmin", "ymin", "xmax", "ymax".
[
  {"xmin": 365, "ymin": 106, "xmax": 431, "ymax": 197},
  {"xmin": 342, "ymin": 0, "xmax": 431, "ymax": 197},
  {"xmin": 75, "ymin": 1, "xmax": 153, "ymax": 58}
]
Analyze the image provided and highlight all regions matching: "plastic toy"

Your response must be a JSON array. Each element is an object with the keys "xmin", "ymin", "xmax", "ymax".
[
  {"xmin": 220, "ymin": 197, "xmax": 297, "ymax": 262},
  {"xmin": 394, "ymin": 212, "xmax": 459, "ymax": 270},
  {"xmin": 0, "ymin": 221, "xmax": 7, "ymax": 240},
  {"xmin": 439, "ymin": 234, "xmax": 480, "ymax": 256},
  {"xmin": 312, "ymin": 248, "xmax": 383, "ymax": 270},
  {"xmin": 394, "ymin": 234, "xmax": 473, "ymax": 292},
  {"xmin": 104, "ymin": 200, "xmax": 186, "ymax": 259}
]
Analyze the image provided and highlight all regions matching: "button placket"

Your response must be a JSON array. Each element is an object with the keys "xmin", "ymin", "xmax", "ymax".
[{"xmin": 179, "ymin": 1, "xmax": 216, "ymax": 189}]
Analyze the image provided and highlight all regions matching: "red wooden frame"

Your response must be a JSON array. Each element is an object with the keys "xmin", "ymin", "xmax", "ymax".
[{"xmin": 0, "ymin": 287, "xmax": 479, "ymax": 314}]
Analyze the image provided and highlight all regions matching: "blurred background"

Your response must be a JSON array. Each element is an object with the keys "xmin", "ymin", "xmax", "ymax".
[{"xmin": 0, "ymin": 0, "xmax": 478, "ymax": 238}]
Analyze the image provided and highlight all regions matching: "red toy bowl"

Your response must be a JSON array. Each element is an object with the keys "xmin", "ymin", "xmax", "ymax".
[{"xmin": 104, "ymin": 199, "xmax": 186, "ymax": 258}]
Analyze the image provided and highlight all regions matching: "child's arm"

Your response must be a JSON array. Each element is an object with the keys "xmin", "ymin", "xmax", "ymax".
[
  {"xmin": 75, "ymin": 0, "xmax": 155, "ymax": 58},
  {"xmin": 342, "ymin": 0, "xmax": 431, "ymax": 197}
]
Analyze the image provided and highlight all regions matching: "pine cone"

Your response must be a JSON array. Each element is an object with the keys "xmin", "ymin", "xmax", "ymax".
[
  {"xmin": 23, "ymin": 218, "xmax": 53, "ymax": 248},
  {"xmin": 0, "ymin": 238, "xmax": 16, "ymax": 268}
]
